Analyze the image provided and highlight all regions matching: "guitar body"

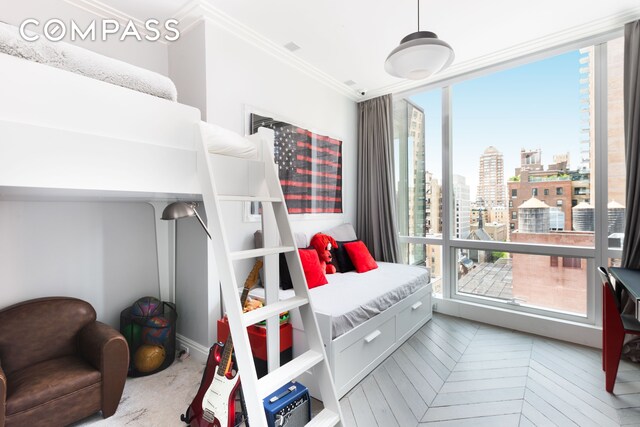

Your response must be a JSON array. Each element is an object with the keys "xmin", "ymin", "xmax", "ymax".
[
  {"xmin": 182, "ymin": 260, "xmax": 262, "ymax": 427},
  {"xmin": 181, "ymin": 343, "xmax": 241, "ymax": 427}
]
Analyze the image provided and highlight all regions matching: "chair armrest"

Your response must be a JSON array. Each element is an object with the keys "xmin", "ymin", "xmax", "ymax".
[
  {"xmin": 79, "ymin": 322, "xmax": 129, "ymax": 418},
  {"xmin": 0, "ymin": 359, "xmax": 6, "ymax": 426}
]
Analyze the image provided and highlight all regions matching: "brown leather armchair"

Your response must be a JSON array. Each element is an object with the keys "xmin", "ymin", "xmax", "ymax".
[{"xmin": 0, "ymin": 297, "xmax": 129, "ymax": 427}]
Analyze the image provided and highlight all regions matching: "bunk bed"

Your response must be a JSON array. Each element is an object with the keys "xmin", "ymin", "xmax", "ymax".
[
  {"xmin": 0, "ymin": 53, "xmax": 200, "ymax": 198},
  {"xmin": 0, "ymin": 50, "xmax": 206, "ymax": 348}
]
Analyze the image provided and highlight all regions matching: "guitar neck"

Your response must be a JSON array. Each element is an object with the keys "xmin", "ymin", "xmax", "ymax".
[{"xmin": 216, "ymin": 260, "xmax": 262, "ymax": 377}]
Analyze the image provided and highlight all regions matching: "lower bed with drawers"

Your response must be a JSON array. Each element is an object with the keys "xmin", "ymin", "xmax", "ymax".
[{"xmin": 251, "ymin": 261, "xmax": 432, "ymax": 398}]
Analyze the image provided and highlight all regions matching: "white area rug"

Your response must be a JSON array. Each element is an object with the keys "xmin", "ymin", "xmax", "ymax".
[{"xmin": 72, "ymin": 357, "xmax": 205, "ymax": 426}]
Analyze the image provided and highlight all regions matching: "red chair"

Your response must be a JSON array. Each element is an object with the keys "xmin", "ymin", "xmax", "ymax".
[{"xmin": 599, "ymin": 266, "xmax": 640, "ymax": 392}]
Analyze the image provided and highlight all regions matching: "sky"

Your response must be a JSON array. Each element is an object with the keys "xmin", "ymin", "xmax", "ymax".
[{"xmin": 408, "ymin": 49, "xmax": 585, "ymax": 201}]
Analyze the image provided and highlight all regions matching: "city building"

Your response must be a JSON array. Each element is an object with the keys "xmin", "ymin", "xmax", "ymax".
[
  {"xmin": 477, "ymin": 146, "xmax": 505, "ymax": 208},
  {"xmin": 508, "ymin": 172, "xmax": 572, "ymax": 232},
  {"xmin": 425, "ymin": 171, "xmax": 442, "ymax": 235},
  {"xmin": 516, "ymin": 148, "xmax": 543, "ymax": 174},
  {"xmin": 488, "ymin": 205, "xmax": 509, "ymax": 225},
  {"xmin": 394, "ymin": 98, "xmax": 426, "ymax": 264},
  {"xmin": 511, "ymin": 231, "xmax": 594, "ymax": 314},
  {"xmin": 453, "ymin": 174, "xmax": 471, "ymax": 239}
]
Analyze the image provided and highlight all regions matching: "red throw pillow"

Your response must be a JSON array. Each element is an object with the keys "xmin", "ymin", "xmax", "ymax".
[
  {"xmin": 298, "ymin": 249, "xmax": 328, "ymax": 289},
  {"xmin": 344, "ymin": 241, "xmax": 378, "ymax": 273}
]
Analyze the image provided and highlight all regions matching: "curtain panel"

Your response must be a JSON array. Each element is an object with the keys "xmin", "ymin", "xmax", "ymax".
[
  {"xmin": 356, "ymin": 94, "xmax": 400, "ymax": 263},
  {"xmin": 622, "ymin": 20, "xmax": 640, "ymax": 268}
]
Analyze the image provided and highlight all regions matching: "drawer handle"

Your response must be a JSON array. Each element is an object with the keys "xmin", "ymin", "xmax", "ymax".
[
  {"xmin": 411, "ymin": 301, "xmax": 423, "ymax": 311},
  {"xmin": 364, "ymin": 330, "xmax": 381, "ymax": 343}
]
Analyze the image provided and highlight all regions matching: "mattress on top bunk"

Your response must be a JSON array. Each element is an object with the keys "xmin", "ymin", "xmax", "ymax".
[
  {"xmin": 250, "ymin": 262, "xmax": 430, "ymax": 338},
  {"xmin": 0, "ymin": 22, "xmax": 177, "ymax": 101}
]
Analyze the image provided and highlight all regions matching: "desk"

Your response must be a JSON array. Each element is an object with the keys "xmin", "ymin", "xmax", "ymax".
[{"xmin": 609, "ymin": 267, "xmax": 640, "ymax": 318}]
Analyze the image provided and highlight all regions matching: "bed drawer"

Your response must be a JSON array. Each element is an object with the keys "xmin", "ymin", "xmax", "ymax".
[
  {"xmin": 334, "ymin": 316, "xmax": 396, "ymax": 387},
  {"xmin": 397, "ymin": 291, "xmax": 432, "ymax": 340}
]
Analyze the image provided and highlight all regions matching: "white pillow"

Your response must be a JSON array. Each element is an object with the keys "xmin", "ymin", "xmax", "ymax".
[
  {"xmin": 254, "ymin": 230, "xmax": 308, "ymax": 248},
  {"xmin": 323, "ymin": 223, "xmax": 357, "ymax": 241},
  {"xmin": 200, "ymin": 121, "xmax": 257, "ymax": 159}
]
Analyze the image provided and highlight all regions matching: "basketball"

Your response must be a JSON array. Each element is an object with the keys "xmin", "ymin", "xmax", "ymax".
[
  {"xmin": 131, "ymin": 296, "xmax": 162, "ymax": 319},
  {"xmin": 134, "ymin": 345, "xmax": 166, "ymax": 373},
  {"xmin": 141, "ymin": 316, "xmax": 172, "ymax": 345},
  {"xmin": 121, "ymin": 323, "xmax": 142, "ymax": 345}
]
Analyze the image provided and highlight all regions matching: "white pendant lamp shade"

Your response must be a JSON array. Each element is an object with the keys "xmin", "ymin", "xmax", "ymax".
[{"xmin": 385, "ymin": 31, "xmax": 454, "ymax": 80}]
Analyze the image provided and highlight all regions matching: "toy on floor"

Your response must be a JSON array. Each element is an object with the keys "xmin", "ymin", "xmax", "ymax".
[
  {"xmin": 310, "ymin": 232, "xmax": 338, "ymax": 274},
  {"xmin": 131, "ymin": 296, "xmax": 162, "ymax": 318},
  {"xmin": 141, "ymin": 315, "xmax": 172, "ymax": 345},
  {"xmin": 134, "ymin": 344, "xmax": 166, "ymax": 373}
]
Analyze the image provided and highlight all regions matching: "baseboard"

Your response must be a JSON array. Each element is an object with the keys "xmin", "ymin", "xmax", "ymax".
[
  {"xmin": 176, "ymin": 333, "xmax": 210, "ymax": 363},
  {"xmin": 434, "ymin": 298, "xmax": 601, "ymax": 348}
]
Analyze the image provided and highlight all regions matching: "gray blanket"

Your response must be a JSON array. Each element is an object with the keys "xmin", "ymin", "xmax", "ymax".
[{"xmin": 0, "ymin": 22, "xmax": 177, "ymax": 101}]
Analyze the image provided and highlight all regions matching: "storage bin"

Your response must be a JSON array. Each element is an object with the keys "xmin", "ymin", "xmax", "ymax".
[{"xmin": 120, "ymin": 298, "xmax": 177, "ymax": 377}]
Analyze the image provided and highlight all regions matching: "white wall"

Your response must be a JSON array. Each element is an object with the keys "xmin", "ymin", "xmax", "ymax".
[
  {"xmin": 196, "ymin": 18, "xmax": 357, "ymax": 239},
  {"xmin": 2, "ymin": 0, "xmax": 169, "ymax": 75},
  {"xmin": 167, "ymin": 18, "xmax": 357, "ymax": 350},
  {"xmin": 0, "ymin": 201, "xmax": 161, "ymax": 327},
  {"xmin": 168, "ymin": 21, "xmax": 208, "ymax": 119}
]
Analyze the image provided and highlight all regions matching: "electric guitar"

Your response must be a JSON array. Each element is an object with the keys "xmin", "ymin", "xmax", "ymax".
[{"xmin": 181, "ymin": 260, "xmax": 263, "ymax": 427}]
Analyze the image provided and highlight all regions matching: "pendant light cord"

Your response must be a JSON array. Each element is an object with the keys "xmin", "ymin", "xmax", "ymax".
[{"xmin": 417, "ymin": 0, "xmax": 420, "ymax": 31}]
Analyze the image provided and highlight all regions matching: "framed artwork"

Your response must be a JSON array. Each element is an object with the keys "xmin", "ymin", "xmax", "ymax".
[{"xmin": 248, "ymin": 112, "xmax": 343, "ymax": 216}]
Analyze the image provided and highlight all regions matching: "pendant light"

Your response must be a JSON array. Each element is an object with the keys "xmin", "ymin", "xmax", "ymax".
[{"xmin": 385, "ymin": 0, "xmax": 454, "ymax": 80}]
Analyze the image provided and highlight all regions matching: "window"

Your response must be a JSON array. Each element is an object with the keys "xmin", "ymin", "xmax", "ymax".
[
  {"xmin": 563, "ymin": 257, "xmax": 581, "ymax": 269},
  {"xmin": 394, "ymin": 90, "xmax": 442, "ymax": 266},
  {"xmin": 393, "ymin": 35, "xmax": 623, "ymax": 322},
  {"xmin": 456, "ymin": 249, "xmax": 587, "ymax": 315}
]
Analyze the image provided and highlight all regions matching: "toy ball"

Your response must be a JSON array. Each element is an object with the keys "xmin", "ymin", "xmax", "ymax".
[
  {"xmin": 121, "ymin": 323, "xmax": 142, "ymax": 345},
  {"xmin": 131, "ymin": 296, "xmax": 162, "ymax": 319},
  {"xmin": 141, "ymin": 316, "xmax": 172, "ymax": 345},
  {"xmin": 134, "ymin": 345, "xmax": 166, "ymax": 373}
]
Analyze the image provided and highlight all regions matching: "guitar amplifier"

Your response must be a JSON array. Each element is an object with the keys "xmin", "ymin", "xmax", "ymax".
[{"xmin": 263, "ymin": 381, "xmax": 310, "ymax": 427}]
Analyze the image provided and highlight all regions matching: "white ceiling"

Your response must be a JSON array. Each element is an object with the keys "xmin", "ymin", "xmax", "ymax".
[{"xmin": 98, "ymin": 0, "xmax": 640, "ymax": 97}]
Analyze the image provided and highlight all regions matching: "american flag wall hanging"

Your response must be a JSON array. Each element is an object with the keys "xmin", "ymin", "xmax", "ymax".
[{"xmin": 250, "ymin": 113, "xmax": 343, "ymax": 214}]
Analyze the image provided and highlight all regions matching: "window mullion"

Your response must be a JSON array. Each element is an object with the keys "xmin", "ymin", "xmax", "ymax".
[
  {"xmin": 593, "ymin": 41, "xmax": 608, "ymax": 326},
  {"xmin": 442, "ymin": 86, "xmax": 453, "ymax": 300}
]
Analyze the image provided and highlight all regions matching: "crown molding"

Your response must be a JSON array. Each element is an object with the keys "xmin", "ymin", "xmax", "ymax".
[
  {"xmin": 172, "ymin": 0, "xmax": 360, "ymax": 101},
  {"xmin": 62, "ymin": 0, "xmax": 640, "ymax": 102},
  {"xmin": 63, "ymin": 0, "xmax": 170, "ymax": 45},
  {"xmin": 363, "ymin": 6, "xmax": 640, "ymax": 101}
]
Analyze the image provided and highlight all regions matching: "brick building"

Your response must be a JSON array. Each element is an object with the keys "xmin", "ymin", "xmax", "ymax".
[
  {"xmin": 511, "ymin": 231, "xmax": 594, "ymax": 315},
  {"xmin": 508, "ymin": 172, "xmax": 572, "ymax": 232}
]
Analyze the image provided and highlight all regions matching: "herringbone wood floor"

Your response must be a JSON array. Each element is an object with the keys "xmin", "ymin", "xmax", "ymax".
[{"xmin": 340, "ymin": 313, "xmax": 640, "ymax": 426}]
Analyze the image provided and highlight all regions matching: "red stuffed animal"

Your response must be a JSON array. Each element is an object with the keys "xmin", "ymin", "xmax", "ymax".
[{"xmin": 310, "ymin": 233, "xmax": 337, "ymax": 274}]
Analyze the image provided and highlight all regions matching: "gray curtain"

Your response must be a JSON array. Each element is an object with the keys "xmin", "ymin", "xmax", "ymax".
[
  {"xmin": 356, "ymin": 94, "xmax": 400, "ymax": 263},
  {"xmin": 622, "ymin": 20, "xmax": 640, "ymax": 268}
]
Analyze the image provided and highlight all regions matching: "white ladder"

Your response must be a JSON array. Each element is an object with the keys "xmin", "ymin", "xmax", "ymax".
[{"xmin": 196, "ymin": 125, "xmax": 344, "ymax": 427}]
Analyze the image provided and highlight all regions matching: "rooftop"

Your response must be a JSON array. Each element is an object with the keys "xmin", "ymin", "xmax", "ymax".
[{"xmin": 458, "ymin": 258, "xmax": 513, "ymax": 300}]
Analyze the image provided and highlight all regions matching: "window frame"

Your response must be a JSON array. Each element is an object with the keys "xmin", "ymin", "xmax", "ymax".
[{"xmin": 396, "ymin": 32, "xmax": 622, "ymax": 326}]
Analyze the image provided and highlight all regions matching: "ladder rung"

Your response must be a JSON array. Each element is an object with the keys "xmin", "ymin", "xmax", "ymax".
[
  {"xmin": 218, "ymin": 195, "xmax": 282, "ymax": 203},
  {"xmin": 307, "ymin": 409, "xmax": 340, "ymax": 427},
  {"xmin": 230, "ymin": 246, "xmax": 294, "ymax": 261},
  {"xmin": 257, "ymin": 350, "xmax": 324, "ymax": 398},
  {"xmin": 242, "ymin": 296, "xmax": 309, "ymax": 326}
]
